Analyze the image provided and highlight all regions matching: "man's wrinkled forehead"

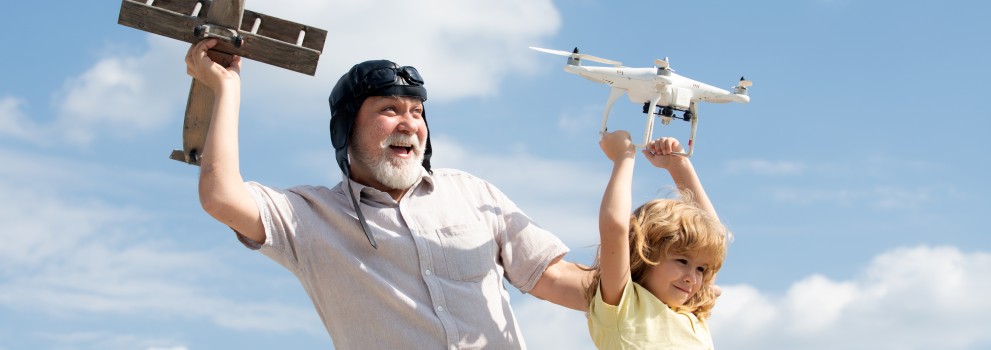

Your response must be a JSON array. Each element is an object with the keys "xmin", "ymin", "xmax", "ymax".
[{"xmin": 362, "ymin": 95, "xmax": 425, "ymax": 106}]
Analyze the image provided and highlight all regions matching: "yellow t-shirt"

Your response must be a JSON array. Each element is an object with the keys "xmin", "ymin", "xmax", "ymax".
[{"xmin": 587, "ymin": 278, "xmax": 714, "ymax": 349}]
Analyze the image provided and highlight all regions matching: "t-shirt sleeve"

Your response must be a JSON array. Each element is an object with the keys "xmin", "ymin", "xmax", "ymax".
[
  {"xmin": 590, "ymin": 277, "xmax": 634, "ymax": 323},
  {"xmin": 588, "ymin": 278, "xmax": 635, "ymax": 346}
]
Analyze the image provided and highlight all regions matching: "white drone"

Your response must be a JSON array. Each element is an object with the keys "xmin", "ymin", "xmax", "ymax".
[{"xmin": 531, "ymin": 47, "xmax": 752, "ymax": 157}]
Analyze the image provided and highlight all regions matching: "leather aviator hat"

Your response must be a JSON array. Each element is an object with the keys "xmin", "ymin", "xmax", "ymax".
[{"xmin": 328, "ymin": 59, "xmax": 432, "ymax": 179}]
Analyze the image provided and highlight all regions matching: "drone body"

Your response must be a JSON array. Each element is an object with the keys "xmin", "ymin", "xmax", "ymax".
[{"xmin": 532, "ymin": 47, "xmax": 752, "ymax": 156}]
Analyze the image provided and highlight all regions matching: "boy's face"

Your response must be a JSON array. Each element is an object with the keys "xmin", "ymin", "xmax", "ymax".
[{"xmin": 643, "ymin": 252, "xmax": 712, "ymax": 307}]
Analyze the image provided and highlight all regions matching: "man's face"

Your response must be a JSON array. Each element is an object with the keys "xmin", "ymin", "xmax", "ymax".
[{"xmin": 349, "ymin": 96, "xmax": 428, "ymax": 192}]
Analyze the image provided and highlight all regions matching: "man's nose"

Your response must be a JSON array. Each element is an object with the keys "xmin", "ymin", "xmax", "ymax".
[{"xmin": 396, "ymin": 112, "xmax": 419, "ymax": 134}]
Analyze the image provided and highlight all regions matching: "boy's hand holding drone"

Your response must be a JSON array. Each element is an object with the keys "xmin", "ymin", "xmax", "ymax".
[
  {"xmin": 642, "ymin": 137, "xmax": 688, "ymax": 170},
  {"xmin": 600, "ymin": 130, "xmax": 636, "ymax": 163}
]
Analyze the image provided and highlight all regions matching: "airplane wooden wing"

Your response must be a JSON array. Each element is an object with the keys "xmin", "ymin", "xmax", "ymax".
[
  {"xmin": 117, "ymin": 0, "xmax": 328, "ymax": 165},
  {"xmin": 118, "ymin": 0, "xmax": 326, "ymax": 75}
]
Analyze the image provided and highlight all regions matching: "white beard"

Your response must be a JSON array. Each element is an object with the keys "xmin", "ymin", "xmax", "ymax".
[{"xmin": 353, "ymin": 133, "xmax": 425, "ymax": 190}]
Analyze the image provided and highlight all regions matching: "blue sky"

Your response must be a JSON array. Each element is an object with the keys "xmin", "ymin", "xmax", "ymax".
[{"xmin": 2, "ymin": 0, "xmax": 990, "ymax": 349}]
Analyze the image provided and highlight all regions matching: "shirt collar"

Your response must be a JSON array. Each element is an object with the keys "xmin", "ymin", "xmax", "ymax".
[{"xmin": 345, "ymin": 167, "xmax": 433, "ymax": 203}]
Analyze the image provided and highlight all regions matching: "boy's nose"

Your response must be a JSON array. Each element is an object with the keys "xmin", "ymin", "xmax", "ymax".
[{"xmin": 684, "ymin": 272, "xmax": 698, "ymax": 285}]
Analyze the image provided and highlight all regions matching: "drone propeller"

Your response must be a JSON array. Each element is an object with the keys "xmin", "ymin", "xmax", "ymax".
[
  {"xmin": 654, "ymin": 57, "xmax": 671, "ymax": 70},
  {"xmin": 653, "ymin": 57, "xmax": 676, "ymax": 73},
  {"xmin": 734, "ymin": 76, "xmax": 753, "ymax": 95},
  {"xmin": 529, "ymin": 46, "xmax": 622, "ymax": 66},
  {"xmin": 737, "ymin": 76, "xmax": 753, "ymax": 87}
]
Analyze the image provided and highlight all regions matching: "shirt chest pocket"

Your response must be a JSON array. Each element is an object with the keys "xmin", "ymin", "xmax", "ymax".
[{"xmin": 432, "ymin": 222, "xmax": 496, "ymax": 282}]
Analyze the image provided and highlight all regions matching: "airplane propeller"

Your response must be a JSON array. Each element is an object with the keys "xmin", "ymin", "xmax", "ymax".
[{"xmin": 529, "ymin": 46, "xmax": 622, "ymax": 66}]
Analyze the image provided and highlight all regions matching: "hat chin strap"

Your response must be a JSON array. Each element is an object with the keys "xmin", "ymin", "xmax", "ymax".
[
  {"xmin": 332, "ymin": 105, "xmax": 377, "ymax": 249},
  {"xmin": 420, "ymin": 109, "xmax": 433, "ymax": 174},
  {"xmin": 341, "ymin": 152, "xmax": 378, "ymax": 249}
]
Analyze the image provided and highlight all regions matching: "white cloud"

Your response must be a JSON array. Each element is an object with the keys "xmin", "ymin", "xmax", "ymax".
[
  {"xmin": 0, "ymin": 178, "xmax": 320, "ymax": 334},
  {"xmin": 18, "ymin": 0, "xmax": 560, "ymax": 148},
  {"xmin": 431, "ymin": 135, "xmax": 601, "ymax": 198},
  {"xmin": 0, "ymin": 97, "xmax": 42, "ymax": 143},
  {"xmin": 52, "ymin": 36, "xmax": 188, "ymax": 145},
  {"xmin": 782, "ymin": 275, "xmax": 857, "ymax": 333},
  {"xmin": 726, "ymin": 158, "xmax": 806, "ymax": 176},
  {"xmin": 769, "ymin": 184, "xmax": 943, "ymax": 210},
  {"xmin": 705, "ymin": 284, "xmax": 777, "ymax": 335},
  {"xmin": 35, "ymin": 331, "xmax": 187, "ymax": 350},
  {"xmin": 430, "ymin": 134, "xmax": 604, "ymax": 247},
  {"xmin": 557, "ymin": 104, "xmax": 603, "ymax": 135},
  {"xmin": 515, "ymin": 245, "xmax": 991, "ymax": 350},
  {"xmin": 743, "ymin": 155, "xmax": 954, "ymax": 210},
  {"xmin": 56, "ymin": 59, "xmax": 160, "ymax": 142},
  {"xmin": 217, "ymin": 0, "xmax": 561, "ymax": 122},
  {"xmin": 3, "ymin": 36, "xmax": 188, "ymax": 146},
  {"xmin": 724, "ymin": 155, "xmax": 941, "ymax": 181},
  {"xmin": 0, "ymin": 148, "xmax": 322, "ymax": 340},
  {"xmin": 709, "ymin": 245, "xmax": 991, "ymax": 350},
  {"xmin": 869, "ymin": 185, "xmax": 935, "ymax": 210},
  {"xmin": 514, "ymin": 297, "xmax": 593, "ymax": 350}
]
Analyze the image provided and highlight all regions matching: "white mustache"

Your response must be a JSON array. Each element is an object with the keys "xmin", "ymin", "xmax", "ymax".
[{"xmin": 382, "ymin": 133, "xmax": 425, "ymax": 155}]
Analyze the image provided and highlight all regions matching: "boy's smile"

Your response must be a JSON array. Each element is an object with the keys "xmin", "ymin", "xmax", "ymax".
[{"xmin": 643, "ymin": 253, "xmax": 711, "ymax": 307}]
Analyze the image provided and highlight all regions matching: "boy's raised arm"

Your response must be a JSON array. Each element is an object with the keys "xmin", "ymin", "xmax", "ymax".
[
  {"xmin": 642, "ymin": 137, "xmax": 719, "ymax": 223},
  {"xmin": 596, "ymin": 131, "xmax": 637, "ymax": 306}
]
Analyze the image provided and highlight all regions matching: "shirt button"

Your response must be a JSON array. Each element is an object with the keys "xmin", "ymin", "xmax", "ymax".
[
  {"xmin": 425, "ymin": 269, "xmax": 432, "ymax": 276},
  {"xmin": 436, "ymin": 305, "xmax": 444, "ymax": 312}
]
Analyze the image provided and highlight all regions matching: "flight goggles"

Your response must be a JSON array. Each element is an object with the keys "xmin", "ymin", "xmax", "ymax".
[{"xmin": 357, "ymin": 66, "xmax": 424, "ymax": 97}]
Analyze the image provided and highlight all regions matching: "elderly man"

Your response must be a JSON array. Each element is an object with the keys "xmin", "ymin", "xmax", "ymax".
[{"xmin": 185, "ymin": 39, "xmax": 589, "ymax": 349}]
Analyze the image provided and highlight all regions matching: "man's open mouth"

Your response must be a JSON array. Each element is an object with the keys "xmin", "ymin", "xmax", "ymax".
[{"xmin": 390, "ymin": 145, "xmax": 414, "ymax": 155}]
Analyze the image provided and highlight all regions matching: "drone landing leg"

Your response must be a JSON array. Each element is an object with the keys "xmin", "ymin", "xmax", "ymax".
[
  {"xmin": 638, "ymin": 94, "xmax": 663, "ymax": 148},
  {"xmin": 600, "ymin": 87, "xmax": 625, "ymax": 140},
  {"xmin": 672, "ymin": 102, "xmax": 698, "ymax": 157}
]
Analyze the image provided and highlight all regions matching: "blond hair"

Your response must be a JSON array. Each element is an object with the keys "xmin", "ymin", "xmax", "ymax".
[{"xmin": 585, "ymin": 192, "xmax": 730, "ymax": 321}]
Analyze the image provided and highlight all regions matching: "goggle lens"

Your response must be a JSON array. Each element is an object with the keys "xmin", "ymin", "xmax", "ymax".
[{"xmin": 361, "ymin": 66, "xmax": 424, "ymax": 94}]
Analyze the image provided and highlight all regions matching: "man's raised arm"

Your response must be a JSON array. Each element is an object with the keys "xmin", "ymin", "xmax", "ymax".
[{"xmin": 186, "ymin": 39, "xmax": 264, "ymax": 242}]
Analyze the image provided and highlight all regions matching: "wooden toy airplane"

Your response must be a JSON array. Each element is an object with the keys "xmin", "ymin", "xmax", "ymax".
[
  {"xmin": 118, "ymin": 0, "xmax": 327, "ymax": 165},
  {"xmin": 531, "ymin": 47, "xmax": 751, "ymax": 157}
]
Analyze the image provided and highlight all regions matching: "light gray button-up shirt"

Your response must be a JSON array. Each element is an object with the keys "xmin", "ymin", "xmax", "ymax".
[{"xmin": 238, "ymin": 168, "xmax": 568, "ymax": 349}]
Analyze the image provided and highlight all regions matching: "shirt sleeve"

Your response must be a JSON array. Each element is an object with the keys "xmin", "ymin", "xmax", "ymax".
[
  {"xmin": 482, "ymin": 180, "xmax": 569, "ymax": 293},
  {"xmin": 234, "ymin": 181, "xmax": 303, "ymax": 274}
]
